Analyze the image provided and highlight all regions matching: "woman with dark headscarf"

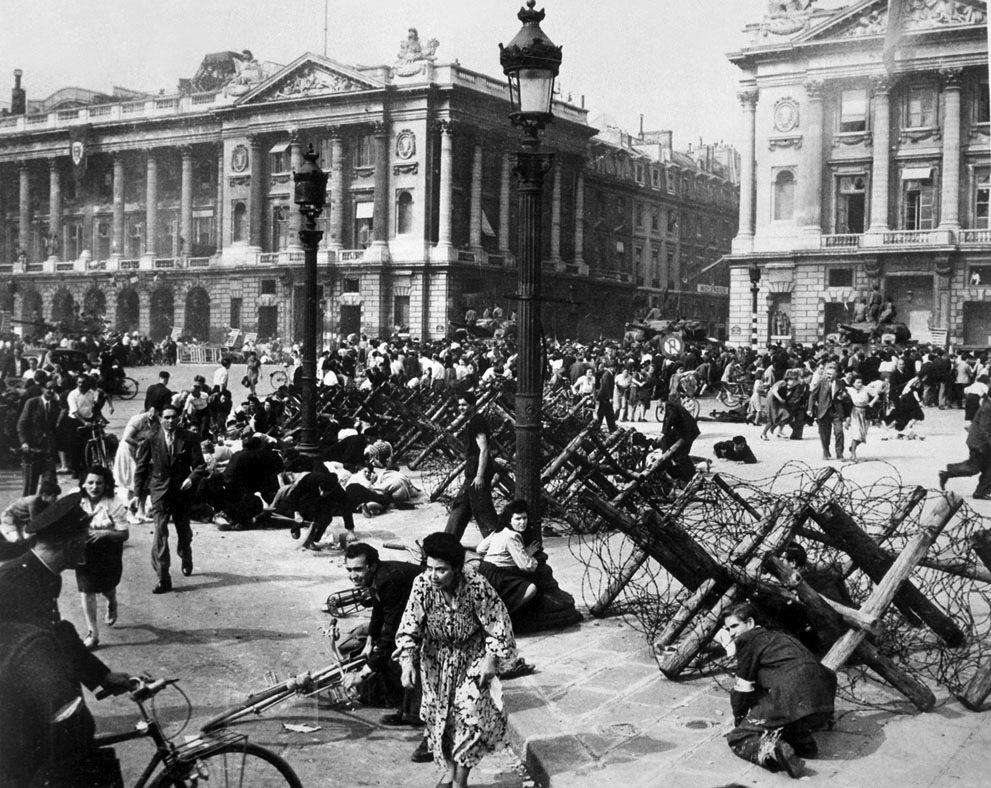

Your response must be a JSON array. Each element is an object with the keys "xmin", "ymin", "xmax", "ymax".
[{"xmin": 395, "ymin": 532, "xmax": 516, "ymax": 788}]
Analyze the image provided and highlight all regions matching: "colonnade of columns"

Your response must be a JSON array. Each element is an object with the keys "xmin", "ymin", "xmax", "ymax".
[
  {"xmin": 734, "ymin": 68, "xmax": 969, "ymax": 243},
  {"xmin": 5, "ymin": 144, "xmax": 219, "ymax": 263},
  {"xmin": 433, "ymin": 120, "xmax": 582, "ymax": 266}
]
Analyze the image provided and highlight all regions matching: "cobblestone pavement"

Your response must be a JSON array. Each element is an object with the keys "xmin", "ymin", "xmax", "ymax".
[{"xmin": 5, "ymin": 365, "xmax": 989, "ymax": 786}]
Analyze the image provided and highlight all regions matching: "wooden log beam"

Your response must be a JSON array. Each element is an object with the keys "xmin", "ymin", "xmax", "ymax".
[
  {"xmin": 822, "ymin": 494, "xmax": 962, "ymax": 671},
  {"xmin": 814, "ymin": 499, "xmax": 965, "ymax": 647},
  {"xmin": 657, "ymin": 587, "xmax": 739, "ymax": 678},
  {"xmin": 589, "ymin": 476, "xmax": 705, "ymax": 618}
]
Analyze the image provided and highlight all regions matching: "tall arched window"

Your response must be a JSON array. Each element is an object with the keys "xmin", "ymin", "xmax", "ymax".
[
  {"xmin": 773, "ymin": 170, "xmax": 795, "ymax": 221},
  {"xmin": 396, "ymin": 191, "xmax": 413, "ymax": 235},
  {"xmin": 232, "ymin": 201, "xmax": 247, "ymax": 242}
]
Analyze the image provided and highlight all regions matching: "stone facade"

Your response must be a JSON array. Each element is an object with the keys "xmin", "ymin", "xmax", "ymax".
[
  {"xmin": 725, "ymin": 0, "xmax": 990, "ymax": 347},
  {"xmin": 0, "ymin": 41, "xmax": 738, "ymax": 345}
]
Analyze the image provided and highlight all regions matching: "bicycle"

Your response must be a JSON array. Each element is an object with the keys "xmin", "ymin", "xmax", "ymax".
[
  {"xmin": 654, "ymin": 374, "xmax": 701, "ymax": 421},
  {"xmin": 80, "ymin": 420, "xmax": 118, "ymax": 469},
  {"xmin": 715, "ymin": 376, "xmax": 754, "ymax": 409},
  {"xmin": 104, "ymin": 373, "xmax": 140, "ymax": 401},
  {"xmin": 92, "ymin": 676, "xmax": 302, "ymax": 787},
  {"xmin": 269, "ymin": 368, "xmax": 289, "ymax": 390},
  {"xmin": 200, "ymin": 619, "xmax": 365, "ymax": 733}
]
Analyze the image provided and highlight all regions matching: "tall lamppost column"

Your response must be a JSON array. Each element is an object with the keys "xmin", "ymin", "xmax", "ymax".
[
  {"xmin": 498, "ymin": 152, "xmax": 511, "ymax": 255},
  {"xmin": 293, "ymin": 146, "xmax": 328, "ymax": 457},
  {"xmin": 501, "ymin": 0, "xmax": 561, "ymax": 549},
  {"xmin": 749, "ymin": 261, "xmax": 761, "ymax": 349}
]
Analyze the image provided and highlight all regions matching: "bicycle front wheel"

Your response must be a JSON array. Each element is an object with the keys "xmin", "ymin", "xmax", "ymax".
[
  {"xmin": 118, "ymin": 377, "xmax": 139, "ymax": 400},
  {"xmin": 269, "ymin": 370, "xmax": 288, "ymax": 389},
  {"xmin": 150, "ymin": 741, "xmax": 302, "ymax": 788}
]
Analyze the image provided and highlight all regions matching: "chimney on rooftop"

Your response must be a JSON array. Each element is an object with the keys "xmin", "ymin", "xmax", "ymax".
[{"xmin": 11, "ymin": 70, "xmax": 25, "ymax": 116}]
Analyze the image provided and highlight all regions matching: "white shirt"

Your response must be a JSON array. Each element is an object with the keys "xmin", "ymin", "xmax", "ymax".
[
  {"xmin": 476, "ymin": 529, "xmax": 537, "ymax": 571},
  {"xmin": 67, "ymin": 388, "xmax": 96, "ymax": 420},
  {"xmin": 213, "ymin": 366, "xmax": 230, "ymax": 389}
]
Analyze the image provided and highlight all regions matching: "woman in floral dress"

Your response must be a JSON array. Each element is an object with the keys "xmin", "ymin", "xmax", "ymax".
[
  {"xmin": 395, "ymin": 532, "xmax": 516, "ymax": 788},
  {"xmin": 845, "ymin": 375, "xmax": 877, "ymax": 461}
]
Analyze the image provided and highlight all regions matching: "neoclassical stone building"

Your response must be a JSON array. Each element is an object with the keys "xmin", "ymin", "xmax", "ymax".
[
  {"xmin": 0, "ymin": 38, "xmax": 737, "ymax": 344},
  {"xmin": 725, "ymin": 0, "xmax": 990, "ymax": 346}
]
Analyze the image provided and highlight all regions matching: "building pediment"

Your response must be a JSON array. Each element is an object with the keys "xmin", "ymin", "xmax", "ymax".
[
  {"xmin": 235, "ymin": 53, "xmax": 384, "ymax": 105},
  {"xmin": 796, "ymin": 0, "xmax": 987, "ymax": 44}
]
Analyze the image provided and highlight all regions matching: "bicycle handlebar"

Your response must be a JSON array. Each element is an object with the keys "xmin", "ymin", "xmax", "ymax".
[{"xmin": 95, "ymin": 675, "xmax": 178, "ymax": 701}]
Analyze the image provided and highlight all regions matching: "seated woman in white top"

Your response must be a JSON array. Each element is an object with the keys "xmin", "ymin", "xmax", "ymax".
[{"xmin": 475, "ymin": 499, "xmax": 539, "ymax": 613}]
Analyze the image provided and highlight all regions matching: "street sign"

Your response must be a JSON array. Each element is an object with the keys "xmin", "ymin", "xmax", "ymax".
[{"xmin": 661, "ymin": 334, "xmax": 684, "ymax": 359}]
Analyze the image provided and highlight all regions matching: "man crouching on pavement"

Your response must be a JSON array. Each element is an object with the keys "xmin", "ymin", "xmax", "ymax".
[{"xmin": 343, "ymin": 543, "xmax": 430, "ymax": 763}]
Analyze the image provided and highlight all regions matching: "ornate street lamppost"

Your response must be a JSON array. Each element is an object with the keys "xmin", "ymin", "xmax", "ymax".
[
  {"xmin": 500, "ymin": 0, "xmax": 561, "ymax": 549},
  {"xmin": 293, "ymin": 145, "xmax": 328, "ymax": 457},
  {"xmin": 749, "ymin": 260, "xmax": 761, "ymax": 350}
]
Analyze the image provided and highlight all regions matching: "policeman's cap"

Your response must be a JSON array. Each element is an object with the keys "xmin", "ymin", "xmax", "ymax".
[{"xmin": 25, "ymin": 493, "xmax": 91, "ymax": 540}]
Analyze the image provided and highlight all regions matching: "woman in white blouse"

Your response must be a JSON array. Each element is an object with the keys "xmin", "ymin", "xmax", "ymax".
[{"xmin": 75, "ymin": 465, "xmax": 129, "ymax": 650}]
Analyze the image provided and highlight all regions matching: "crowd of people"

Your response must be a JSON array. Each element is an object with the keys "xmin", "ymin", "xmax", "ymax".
[{"xmin": 0, "ymin": 318, "xmax": 988, "ymax": 783}]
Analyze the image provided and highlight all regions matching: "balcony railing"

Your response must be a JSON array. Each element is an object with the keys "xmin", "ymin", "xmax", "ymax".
[
  {"xmin": 154, "ymin": 258, "xmax": 175, "ymax": 269},
  {"xmin": 187, "ymin": 256, "xmax": 210, "ymax": 268},
  {"xmin": 338, "ymin": 249, "xmax": 364, "ymax": 262},
  {"xmin": 960, "ymin": 228, "xmax": 991, "ymax": 245},
  {"xmin": 457, "ymin": 251, "xmax": 477, "ymax": 264},
  {"xmin": 259, "ymin": 253, "xmax": 279, "ymax": 264},
  {"xmin": 881, "ymin": 229, "xmax": 943, "ymax": 245},
  {"xmin": 55, "ymin": 262, "xmax": 75, "ymax": 272},
  {"xmin": 821, "ymin": 234, "xmax": 861, "ymax": 249},
  {"xmin": 119, "ymin": 259, "xmax": 140, "ymax": 270},
  {"xmin": 288, "ymin": 251, "xmax": 305, "ymax": 263}
]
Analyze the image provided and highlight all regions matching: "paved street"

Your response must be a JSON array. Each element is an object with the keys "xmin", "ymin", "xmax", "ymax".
[
  {"xmin": 4, "ymin": 363, "xmax": 990, "ymax": 787},
  {"xmin": 0, "ymin": 364, "xmax": 527, "ymax": 788}
]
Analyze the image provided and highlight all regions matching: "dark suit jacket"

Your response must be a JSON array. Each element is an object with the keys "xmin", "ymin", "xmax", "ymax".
[
  {"xmin": 143, "ymin": 382, "xmax": 174, "ymax": 413},
  {"xmin": 0, "ymin": 551, "xmax": 109, "ymax": 690},
  {"xmin": 16, "ymin": 395, "xmax": 61, "ymax": 454},
  {"xmin": 807, "ymin": 378, "xmax": 850, "ymax": 421},
  {"xmin": 367, "ymin": 560, "xmax": 422, "ymax": 667},
  {"xmin": 132, "ymin": 427, "xmax": 207, "ymax": 507}
]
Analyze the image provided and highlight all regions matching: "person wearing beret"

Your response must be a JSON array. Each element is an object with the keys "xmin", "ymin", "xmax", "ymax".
[
  {"xmin": 131, "ymin": 404, "xmax": 207, "ymax": 594},
  {"xmin": 0, "ymin": 494, "xmax": 134, "ymax": 697}
]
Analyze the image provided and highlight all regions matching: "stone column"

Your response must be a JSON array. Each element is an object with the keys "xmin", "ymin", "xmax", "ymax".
[
  {"xmin": 550, "ymin": 162, "xmax": 562, "ymax": 269},
  {"xmin": 214, "ymin": 145, "xmax": 224, "ymax": 253},
  {"xmin": 369, "ymin": 121, "xmax": 389, "ymax": 256},
  {"xmin": 434, "ymin": 120, "xmax": 455, "ymax": 260},
  {"xmin": 798, "ymin": 80, "xmax": 825, "ymax": 236},
  {"xmin": 574, "ymin": 171, "xmax": 586, "ymax": 272},
  {"xmin": 328, "ymin": 130, "xmax": 344, "ymax": 250},
  {"xmin": 469, "ymin": 143, "xmax": 483, "ymax": 251},
  {"xmin": 938, "ymin": 68, "xmax": 963, "ymax": 230},
  {"xmin": 18, "ymin": 162, "xmax": 30, "ymax": 260},
  {"xmin": 179, "ymin": 146, "xmax": 193, "ymax": 258},
  {"xmin": 732, "ymin": 88, "xmax": 758, "ymax": 253},
  {"xmin": 111, "ymin": 154, "xmax": 125, "ymax": 257},
  {"xmin": 145, "ymin": 152, "xmax": 158, "ymax": 258},
  {"xmin": 48, "ymin": 159, "xmax": 61, "ymax": 260},
  {"xmin": 499, "ymin": 152, "xmax": 511, "ymax": 254},
  {"xmin": 867, "ymin": 77, "xmax": 892, "ymax": 233},
  {"xmin": 248, "ymin": 137, "xmax": 264, "ymax": 249},
  {"xmin": 288, "ymin": 135, "xmax": 303, "ymax": 250}
]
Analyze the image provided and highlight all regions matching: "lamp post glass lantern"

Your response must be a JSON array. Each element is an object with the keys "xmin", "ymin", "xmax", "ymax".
[
  {"xmin": 500, "ymin": 1, "xmax": 561, "ymax": 549},
  {"xmin": 293, "ymin": 144, "xmax": 328, "ymax": 456}
]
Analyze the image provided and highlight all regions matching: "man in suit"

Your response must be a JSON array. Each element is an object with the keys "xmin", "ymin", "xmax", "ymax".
[
  {"xmin": 16, "ymin": 380, "xmax": 61, "ymax": 496},
  {"xmin": 131, "ymin": 404, "xmax": 207, "ymax": 593},
  {"xmin": 143, "ymin": 370, "xmax": 173, "ymax": 414},
  {"xmin": 345, "ymin": 543, "xmax": 430, "ymax": 762},
  {"xmin": 807, "ymin": 364, "xmax": 850, "ymax": 461}
]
